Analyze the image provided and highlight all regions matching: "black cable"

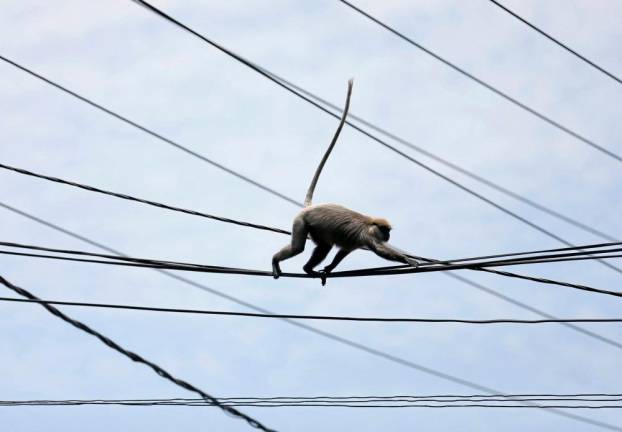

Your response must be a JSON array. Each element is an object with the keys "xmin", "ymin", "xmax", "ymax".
[
  {"xmin": 5, "ymin": 394, "xmax": 622, "ymax": 403},
  {"xmin": 1, "ymin": 204, "xmax": 619, "ymax": 431},
  {"xmin": 2, "ymin": 294, "xmax": 621, "ymax": 324},
  {"xmin": 0, "ymin": 274, "xmax": 275, "ymax": 432},
  {"xmin": 0, "ymin": 55, "xmax": 301, "ymax": 208},
  {"xmin": 487, "ymin": 0, "xmax": 622, "ymax": 85},
  {"xmin": 358, "ymin": 246, "xmax": 622, "ymax": 275},
  {"xmin": 2, "ymin": 247, "xmax": 620, "ymax": 298},
  {"xmin": 3, "ymin": 49, "xmax": 622, "ymax": 283},
  {"xmin": 2, "ymin": 51, "xmax": 617, "ymax": 247},
  {"xmin": 5, "ymin": 239, "xmax": 622, "ymax": 274},
  {"xmin": 336, "ymin": 0, "xmax": 622, "ymax": 164},
  {"xmin": 263, "ymin": 70, "xmax": 619, "ymax": 242},
  {"xmin": 6, "ymin": 146, "xmax": 622, "ymax": 295},
  {"xmin": 3, "ymin": 240, "xmax": 622, "ymax": 298},
  {"xmin": 127, "ymin": 0, "xmax": 622, "ymax": 279},
  {"xmin": 5, "ymin": 158, "xmax": 622, "ymax": 273},
  {"xmin": 2, "ymin": 398, "xmax": 622, "ymax": 409},
  {"xmin": 0, "ymin": 163, "xmax": 290, "ymax": 236},
  {"xmin": 418, "ymin": 241, "xmax": 622, "ymax": 266},
  {"xmin": 477, "ymin": 268, "xmax": 622, "ymax": 299}
]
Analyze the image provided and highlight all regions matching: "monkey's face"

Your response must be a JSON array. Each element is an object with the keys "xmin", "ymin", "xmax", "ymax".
[
  {"xmin": 371, "ymin": 224, "xmax": 391, "ymax": 242},
  {"xmin": 379, "ymin": 226, "xmax": 391, "ymax": 242}
]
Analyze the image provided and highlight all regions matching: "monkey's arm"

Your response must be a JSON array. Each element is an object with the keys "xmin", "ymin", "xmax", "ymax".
[{"xmin": 369, "ymin": 242, "xmax": 418, "ymax": 267}]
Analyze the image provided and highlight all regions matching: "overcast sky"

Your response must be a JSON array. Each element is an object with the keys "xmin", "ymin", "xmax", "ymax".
[{"xmin": 1, "ymin": 0, "xmax": 621, "ymax": 431}]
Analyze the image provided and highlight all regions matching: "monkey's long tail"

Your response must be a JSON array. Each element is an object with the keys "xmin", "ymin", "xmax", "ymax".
[{"xmin": 304, "ymin": 79, "xmax": 354, "ymax": 207}]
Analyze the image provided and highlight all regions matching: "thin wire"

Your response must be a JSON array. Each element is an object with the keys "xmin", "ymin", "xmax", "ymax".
[
  {"xmin": 2, "ymin": 51, "xmax": 617, "ymax": 247},
  {"xmin": 3, "ymin": 51, "xmax": 622, "ymax": 284},
  {"xmin": 5, "ymin": 158, "xmax": 622, "ymax": 290},
  {"xmin": 1, "ymin": 295, "xmax": 621, "ymax": 324},
  {"xmin": 336, "ymin": 0, "xmax": 622, "ymax": 163},
  {"xmin": 2, "ymin": 398, "xmax": 622, "ymax": 409},
  {"xmin": 0, "ymin": 55, "xmax": 302, "ymax": 208},
  {"xmin": 5, "ymin": 239, "xmax": 622, "ymax": 274},
  {"xmin": 262, "ymin": 70, "xmax": 619, "ymax": 242},
  {"xmin": 423, "ymin": 241, "xmax": 622, "ymax": 266},
  {"xmin": 1, "ymin": 204, "xmax": 619, "ymax": 431},
  {"xmin": 3, "ymin": 241, "xmax": 622, "ymax": 298},
  {"xmin": 0, "ymin": 163, "xmax": 290, "ymax": 236},
  {"xmin": 5, "ymin": 156, "xmax": 622, "ymax": 270},
  {"xmin": 2, "ymin": 393, "xmax": 622, "ymax": 404},
  {"xmin": 127, "ymin": 0, "xmax": 622, "ymax": 279},
  {"xmin": 487, "ymin": 0, "xmax": 622, "ymax": 85},
  {"xmin": 0, "ymin": 274, "xmax": 275, "ymax": 432}
]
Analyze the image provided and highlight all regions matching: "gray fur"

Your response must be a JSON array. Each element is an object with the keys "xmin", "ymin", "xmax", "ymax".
[
  {"xmin": 272, "ymin": 203, "xmax": 418, "ymax": 281},
  {"xmin": 271, "ymin": 80, "xmax": 418, "ymax": 282}
]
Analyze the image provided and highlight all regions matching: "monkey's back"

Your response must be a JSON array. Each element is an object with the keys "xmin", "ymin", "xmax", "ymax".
[{"xmin": 301, "ymin": 203, "xmax": 371, "ymax": 248}]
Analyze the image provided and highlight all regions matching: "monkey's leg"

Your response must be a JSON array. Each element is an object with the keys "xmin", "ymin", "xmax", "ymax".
[
  {"xmin": 272, "ymin": 217, "xmax": 308, "ymax": 279},
  {"xmin": 303, "ymin": 243, "xmax": 332, "ymax": 275},
  {"xmin": 323, "ymin": 248, "xmax": 352, "ymax": 273}
]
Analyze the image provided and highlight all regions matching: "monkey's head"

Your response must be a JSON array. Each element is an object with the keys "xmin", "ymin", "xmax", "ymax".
[{"xmin": 370, "ymin": 218, "xmax": 392, "ymax": 242}]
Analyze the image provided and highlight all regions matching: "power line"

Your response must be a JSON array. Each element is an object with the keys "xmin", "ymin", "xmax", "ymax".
[
  {"xmin": 4, "ymin": 238, "xmax": 622, "ymax": 270},
  {"xmin": 5, "ymin": 238, "xmax": 622, "ymax": 272},
  {"xmin": 4, "ymin": 396, "xmax": 622, "ymax": 409},
  {"xmin": 6, "ymin": 159, "xmax": 622, "ymax": 294},
  {"xmin": 1, "ymin": 203, "xmax": 619, "ymax": 431},
  {"xmin": 126, "ymin": 0, "xmax": 622, "ymax": 279},
  {"xmin": 336, "ymin": 0, "xmax": 622, "ymax": 163},
  {"xmin": 262, "ymin": 70, "xmax": 619, "ymax": 242},
  {"xmin": 3, "ymin": 201, "xmax": 622, "ymax": 353},
  {"xmin": 6, "ymin": 159, "xmax": 622, "ymax": 274},
  {"xmin": 3, "ymin": 240, "xmax": 622, "ymax": 298},
  {"xmin": 5, "ymin": 157, "xmax": 622, "ymax": 297},
  {"xmin": 2, "ymin": 294, "xmax": 622, "ymax": 324},
  {"xmin": 2, "ymin": 50, "xmax": 617, "ymax": 248},
  {"xmin": 0, "ymin": 163, "xmax": 289, "ymax": 236},
  {"xmin": 427, "ymin": 241, "xmax": 622, "ymax": 266},
  {"xmin": 0, "ymin": 55, "xmax": 301, "ymax": 208},
  {"xmin": 3, "ymin": 52, "xmax": 622, "ymax": 281},
  {"xmin": 11, "ymin": 392, "xmax": 618, "ymax": 400},
  {"xmin": 487, "ymin": 0, "xmax": 622, "ymax": 85},
  {"xmin": 0, "ymin": 274, "xmax": 275, "ymax": 432}
]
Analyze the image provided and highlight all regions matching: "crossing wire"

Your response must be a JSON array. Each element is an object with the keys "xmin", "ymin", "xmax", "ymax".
[
  {"xmin": 262, "ymin": 69, "xmax": 618, "ymax": 242},
  {"xmin": 487, "ymin": 0, "xmax": 622, "ymax": 85},
  {"xmin": 2, "ymin": 295, "xmax": 622, "ymax": 324},
  {"xmin": 1, "ymin": 202, "xmax": 620, "ymax": 431},
  {"xmin": 127, "ymin": 0, "xmax": 622, "ymax": 278},
  {"xmin": 0, "ymin": 55, "xmax": 622, "ymax": 326},
  {"xmin": 0, "ymin": 55, "xmax": 301, "ymax": 208},
  {"xmin": 2, "ymin": 51, "xmax": 618, "ymax": 246},
  {"xmin": 7, "ymin": 160, "xmax": 622, "ymax": 297},
  {"xmin": 0, "ymin": 163, "xmax": 289, "ymax": 236},
  {"xmin": 4, "ymin": 239, "xmax": 622, "ymax": 274},
  {"xmin": 0, "ymin": 274, "xmax": 275, "ymax": 432},
  {"xmin": 337, "ymin": 0, "xmax": 622, "ymax": 163},
  {"xmin": 3, "ymin": 396, "xmax": 622, "ymax": 409},
  {"xmin": 4, "ymin": 159, "xmax": 622, "ymax": 295},
  {"xmin": 2, "ymin": 240, "xmax": 622, "ymax": 298}
]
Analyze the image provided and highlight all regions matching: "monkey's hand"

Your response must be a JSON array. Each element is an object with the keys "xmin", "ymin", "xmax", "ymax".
[
  {"xmin": 272, "ymin": 260, "xmax": 282, "ymax": 279},
  {"xmin": 405, "ymin": 257, "xmax": 420, "ymax": 268}
]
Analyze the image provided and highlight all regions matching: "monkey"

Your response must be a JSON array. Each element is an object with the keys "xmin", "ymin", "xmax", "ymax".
[{"xmin": 271, "ymin": 79, "xmax": 419, "ymax": 284}]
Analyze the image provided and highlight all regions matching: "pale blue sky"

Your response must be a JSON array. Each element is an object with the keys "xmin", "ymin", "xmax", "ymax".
[{"xmin": 1, "ymin": 0, "xmax": 621, "ymax": 430}]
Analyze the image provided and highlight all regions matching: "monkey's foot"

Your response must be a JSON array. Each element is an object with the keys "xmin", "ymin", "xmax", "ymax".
[
  {"xmin": 318, "ymin": 269, "xmax": 331, "ymax": 286},
  {"xmin": 272, "ymin": 261, "xmax": 282, "ymax": 279}
]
